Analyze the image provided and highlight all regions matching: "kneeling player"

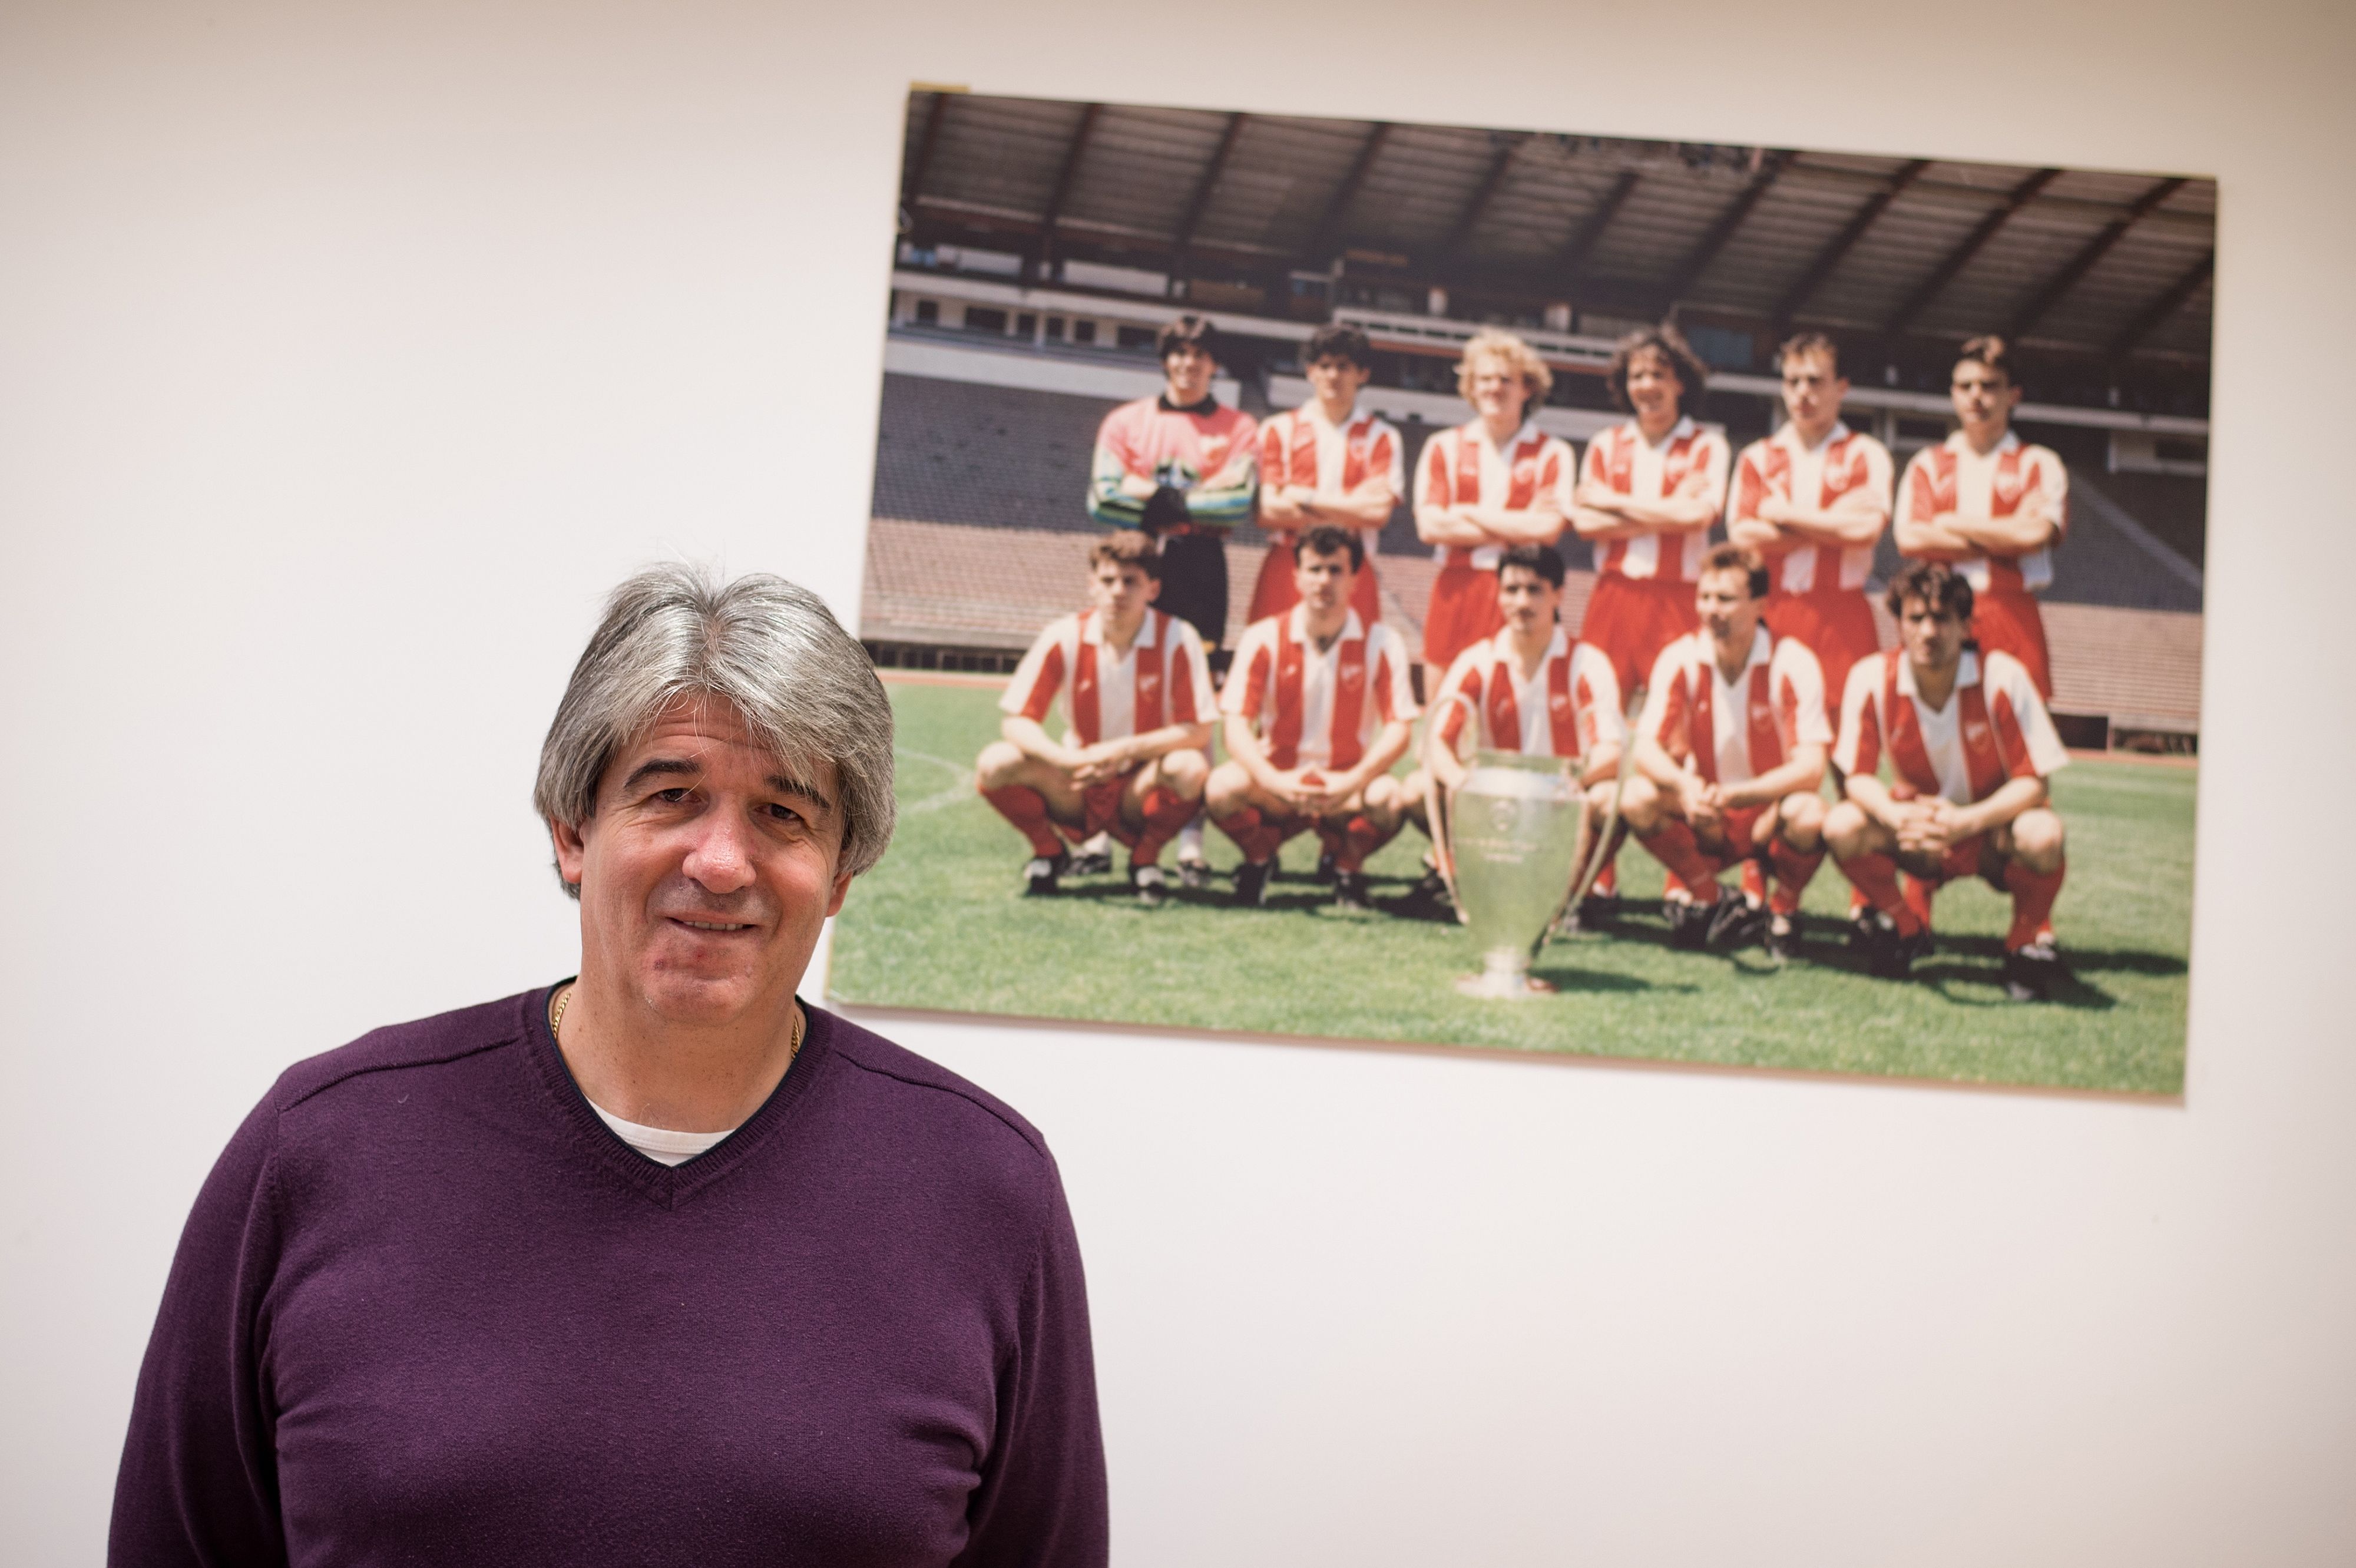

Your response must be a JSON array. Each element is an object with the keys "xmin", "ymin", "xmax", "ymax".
[
  {"xmin": 977, "ymin": 531, "xmax": 1214, "ymax": 906},
  {"xmin": 1621, "ymin": 545, "xmax": 1833, "ymax": 957},
  {"xmin": 1403, "ymin": 542, "xmax": 1624, "ymax": 910},
  {"xmin": 1824, "ymin": 560, "xmax": 2070, "ymax": 997},
  {"xmin": 1208, "ymin": 525, "xmax": 1418, "ymax": 911}
]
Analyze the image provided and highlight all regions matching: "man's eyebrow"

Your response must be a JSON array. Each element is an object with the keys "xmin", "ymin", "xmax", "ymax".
[
  {"xmin": 769, "ymin": 773, "xmax": 835, "ymax": 814},
  {"xmin": 621, "ymin": 757, "xmax": 701, "ymax": 793}
]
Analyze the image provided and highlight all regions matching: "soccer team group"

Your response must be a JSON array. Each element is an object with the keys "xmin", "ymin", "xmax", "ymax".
[{"xmin": 971, "ymin": 314, "xmax": 2077, "ymax": 997}]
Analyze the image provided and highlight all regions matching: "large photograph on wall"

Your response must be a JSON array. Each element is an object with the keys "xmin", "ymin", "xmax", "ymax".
[{"xmin": 827, "ymin": 90, "xmax": 2209, "ymax": 1097}]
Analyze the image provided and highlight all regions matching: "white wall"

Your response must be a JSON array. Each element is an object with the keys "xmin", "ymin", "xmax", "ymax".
[{"xmin": 4, "ymin": 1, "xmax": 2351, "ymax": 1563}]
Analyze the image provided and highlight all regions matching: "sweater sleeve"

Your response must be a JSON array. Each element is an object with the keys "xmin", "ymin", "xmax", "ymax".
[
  {"xmin": 110, "ymin": 1093, "xmax": 290, "ymax": 1567},
  {"xmin": 954, "ymin": 1153, "xmax": 1108, "ymax": 1568}
]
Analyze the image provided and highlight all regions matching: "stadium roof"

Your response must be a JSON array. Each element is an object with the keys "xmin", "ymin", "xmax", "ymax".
[{"xmin": 899, "ymin": 94, "xmax": 2215, "ymax": 386}]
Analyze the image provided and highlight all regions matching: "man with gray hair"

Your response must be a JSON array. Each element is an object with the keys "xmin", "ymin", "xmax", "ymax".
[{"xmin": 112, "ymin": 564, "xmax": 1110, "ymax": 1566}]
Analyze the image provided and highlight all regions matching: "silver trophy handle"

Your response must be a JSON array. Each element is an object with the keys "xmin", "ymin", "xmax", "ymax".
[
  {"xmin": 1422, "ymin": 688, "xmax": 1480, "ymax": 925},
  {"xmin": 1548, "ymin": 680, "xmax": 1648, "ymax": 940}
]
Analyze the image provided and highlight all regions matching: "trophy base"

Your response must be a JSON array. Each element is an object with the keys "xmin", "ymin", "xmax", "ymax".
[{"xmin": 1456, "ymin": 968, "xmax": 1556, "ymax": 1000}]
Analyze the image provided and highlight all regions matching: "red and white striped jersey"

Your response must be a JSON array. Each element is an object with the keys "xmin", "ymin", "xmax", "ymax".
[
  {"xmin": 1581, "ymin": 416, "xmax": 1732, "ymax": 583},
  {"xmin": 1834, "ymin": 646, "xmax": 2069, "ymax": 805},
  {"xmin": 1894, "ymin": 430, "xmax": 2068, "ymax": 595},
  {"xmin": 1222, "ymin": 606, "xmax": 1419, "ymax": 772},
  {"xmin": 1412, "ymin": 418, "xmax": 1575, "ymax": 571},
  {"xmin": 1726, "ymin": 421, "xmax": 1893, "ymax": 594},
  {"xmin": 1001, "ymin": 607, "xmax": 1214, "ymax": 747},
  {"xmin": 1258, "ymin": 403, "xmax": 1405, "ymax": 517},
  {"xmin": 1431, "ymin": 627, "xmax": 1624, "ymax": 760},
  {"xmin": 1639, "ymin": 625, "xmax": 1831, "ymax": 788}
]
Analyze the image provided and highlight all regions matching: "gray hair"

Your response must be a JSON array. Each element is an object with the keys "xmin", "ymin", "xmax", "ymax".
[{"xmin": 534, "ymin": 564, "xmax": 896, "ymax": 892}]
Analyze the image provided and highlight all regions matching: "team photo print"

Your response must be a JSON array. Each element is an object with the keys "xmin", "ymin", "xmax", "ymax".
[{"xmin": 828, "ymin": 91, "xmax": 2209, "ymax": 1096}]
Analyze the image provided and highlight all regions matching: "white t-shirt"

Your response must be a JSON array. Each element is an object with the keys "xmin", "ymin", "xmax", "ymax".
[{"xmin": 590, "ymin": 1101, "xmax": 736, "ymax": 1167}]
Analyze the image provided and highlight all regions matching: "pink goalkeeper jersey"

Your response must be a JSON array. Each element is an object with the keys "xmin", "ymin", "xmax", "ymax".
[
  {"xmin": 1894, "ymin": 430, "xmax": 2069, "ymax": 595},
  {"xmin": 1430, "ymin": 627, "xmax": 1624, "ymax": 760},
  {"xmin": 1222, "ymin": 607, "xmax": 1418, "ymax": 772},
  {"xmin": 1640, "ymin": 625, "xmax": 1831, "ymax": 788},
  {"xmin": 1582, "ymin": 415, "xmax": 1732, "ymax": 583},
  {"xmin": 1001, "ymin": 607, "xmax": 1213, "ymax": 747},
  {"xmin": 1726, "ymin": 421, "xmax": 1894, "ymax": 595}
]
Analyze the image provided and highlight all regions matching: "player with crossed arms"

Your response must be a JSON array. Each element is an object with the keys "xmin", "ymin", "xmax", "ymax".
[
  {"xmin": 976, "ymin": 531, "xmax": 1215, "ymax": 907},
  {"xmin": 1249, "ymin": 322, "xmax": 1404, "ymax": 632},
  {"xmin": 1402, "ymin": 542, "xmax": 1625, "ymax": 913},
  {"xmin": 1620, "ymin": 544, "xmax": 1833, "ymax": 959},
  {"xmin": 1825, "ymin": 559, "xmax": 2071, "ymax": 998},
  {"xmin": 1207, "ymin": 525, "xmax": 1418, "ymax": 912}
]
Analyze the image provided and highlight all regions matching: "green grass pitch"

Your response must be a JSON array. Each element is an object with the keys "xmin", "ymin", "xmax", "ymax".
[{"xmin": 827, "ymin": 677, "xmax": 2193, "ymax": 1095}]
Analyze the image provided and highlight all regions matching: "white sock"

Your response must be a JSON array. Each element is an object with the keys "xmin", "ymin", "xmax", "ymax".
[
  {"xmin": 1177, "ymin": 820, "xmax": 1206, "ymax": 863},
  {"xmin": 1081, "ymin": 831, "xmax": 1112, "ymax": 858}
]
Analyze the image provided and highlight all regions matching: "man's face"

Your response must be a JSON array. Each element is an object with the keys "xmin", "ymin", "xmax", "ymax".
[
  {"xmin": 1163, "ymin": 341, "xmax": 1217, "ymax": 403},
  {"xmin": 552, "ymin": 694, "xmax": 851, "ymax": 1029},
  {"xmin": 1467, "ymin": 357, "xmax": 1530, "ymax": 426},
  {"xmin": 1625, "ymin": 347, "xmax": 1685, "ymax": 424},
  {"xmin": 1497, "ymin": 565, "xmax": 1560, "ymax": 636},
  {"xmin": 1695, "ymin": 567, "xmax": 1762, "ymax": 650},
  {"xmin": 1950, "ymin": 359, "xmax": 2020, "ymax": 442},
  {"xmin": 1088, "ymin": 560, "xmax": 1159, "ymax": 623},
  {"xmin": 1781, "ymin": 349, "xmax": 1847, "ymax": 437},
  {"xmin": 1294, "ymin": 546, "xmax": 1356, "ymax": 613},
  {"xmin": 1898, "ymin": 594, "xmax": 1969, "ymax": 671},
  {"xmin": 1305, "ymin": 353, "xmax": 1371, "ymax": 409}
]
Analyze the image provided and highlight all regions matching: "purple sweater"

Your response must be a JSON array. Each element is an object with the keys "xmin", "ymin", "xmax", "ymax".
[{"xmin": 111, "ymin": 988, "xmax": 1107, "ymax": 1567}]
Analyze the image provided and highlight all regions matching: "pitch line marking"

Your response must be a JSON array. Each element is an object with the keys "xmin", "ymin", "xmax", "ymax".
[{"xmin": 898, "ymin": 747, "xmax": 977, "ymax": 815}]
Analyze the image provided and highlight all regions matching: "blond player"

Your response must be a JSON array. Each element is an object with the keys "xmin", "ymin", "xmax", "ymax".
[
  {"xmin": 1250, "ymin": 322, "xmax": 1404, "ymax": 631},
  {"xmin": 1620, "ymin": 545, "xmax": 1833, "ymax": 959},
  {"xmin": 1402, "ymin": 542, "xmax": 1624, "ymax": 911},
  {"xmin": 1893, "ymin": 335, "xmax": 2067, "ymax": 699},
  {"xmin": 1825, "ymin": 560, "xmax": 2070, "ymax": 997},
  {"xmin": 1411, "ymin": 330, "xmax": 1573, "ymax": 678},
  {"xmin": 977, "ymin": 531, "xmax": 1215, "ymax": 907},
  {"xmin": 1209, "ymin": 526, "xmax": 1418, "ymax": 912}
]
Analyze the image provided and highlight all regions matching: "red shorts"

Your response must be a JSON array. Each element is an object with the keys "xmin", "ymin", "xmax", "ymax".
[
  {"xmin": 1902, "ymin": 831, "xmax": 2009, "ymax": 890},
  {"xmin": 1765, "ymin": 589, "xmax": 1882, "ymax": 706},
  {"xmin": 1579, "ymin": 574, "xmax": 1698, "ymax": 696},
  {"xmin": 1422, "ymin": 564, "xmax": 1504, "ymax": 670},
  {"xmin": 1249, "ymin": 539, "xmax": 1382, "ymax": 628},
  {"xmin": 1054, "ymin": 773, "xmax": 1140, "ymax": 845},
  {"xmin": 1686, "ymin": 803, "xmax": 1771, "ymax": 869},
  {"xmin": 1970, "ymin": 590, "xmax": 2052, "ymax": 700}
]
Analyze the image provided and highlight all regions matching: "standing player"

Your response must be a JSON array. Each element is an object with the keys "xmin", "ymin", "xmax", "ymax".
[
  {"xmin": 1412, "ymin": 329, "xmax": 1573, "ymax": 679},
  {"xmin": 1724, "ymin": 332, "xmax": 1893, "ymax": 704},
  {"xmin": 1892, "ymin": 335, "xmax": 2067, "ymax": 699},
  {"xmin": 1250, "ymin": 322, "xmax": 1404, "ymax": 632},
  {"xmin": 1571, "ymin": 323, "xmax": 1731, "ymax": 910},
  {"xmin": 1402, "ymin": 542, "xmax": 1625, "ymax": 909},
  {"xmin": 976, "ymin": 531, "xmax": 1215, "ymax": 907},
  {"xmin": 1620, "ymin": 545, "xmax": 1833, "ymax": 958},
  {"xmin": 1086, "ymin": 313, "xmax": 1258, "ymax": 881},
  {"xmin": 1825, "ymin": 560, "xmax": 2070, "ymax": 998},
  {"xmin": 1208, "ymin": 525, "xmax": 1418, "ymax": 911}
]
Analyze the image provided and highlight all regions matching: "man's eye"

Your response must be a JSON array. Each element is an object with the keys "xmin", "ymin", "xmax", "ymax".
[{"xmin": 655, "ymin": 788, "xmax": 691, "ymax": 803}]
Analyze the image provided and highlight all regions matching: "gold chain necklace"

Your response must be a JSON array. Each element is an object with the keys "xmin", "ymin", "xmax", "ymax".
[{"xmin": 547, "ymin": 983, "xmax": 803, "ymax": 1063}]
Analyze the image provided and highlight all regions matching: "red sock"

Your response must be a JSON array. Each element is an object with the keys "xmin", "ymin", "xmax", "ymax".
[
  {"xmin": 1767, "ymin": 841, "xmax": 1824, "ymax": 917},
  {"xmin": 1848, "ymin": 886, "xmax": 1869, "ymax": 919},
  {"xmin": 1215, "ymin": 805, "xmax": 1282, "ymax": 864},
  {"xmin": 1739, "ymin": 858, "xmax": 1767, "ymax": 905},
  {"xmin": 1337, "ymin": 813, "xmax": 1396, "ymax": 873},
  {"xmin": 1129, "ymin": 788, "xmax": 1196, "ymax": 868},
  {"xmin": 983, "ymin": 786, "xmax": 1063, "ymax": 858},
  {"xmin": 2003, "ymin": 855, "xmax": 2066, "ymax": 949},
  {"xmin": 1901, "ymin": 874, "xmax": 1935, "ymax": 932},
  {"xmin": 1315, "ymin": 823, "xmax": 1345, "ymax": 864},
  {"xmin": 1637, "ymin": 820, "xmax": 1723, "ymax": 903},
  {"xmin": 1592, "ymin": 859, "xmax": 1619, "ymax": 898},
  {"xmin": 1837, "ymin": 851, "xmax": 1922, "ymax": 936}
]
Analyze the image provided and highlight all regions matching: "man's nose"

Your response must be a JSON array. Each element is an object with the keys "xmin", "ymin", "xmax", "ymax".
[{"xmin": 682, "ymin": 811, "xmax": 757, "ymax": 893}]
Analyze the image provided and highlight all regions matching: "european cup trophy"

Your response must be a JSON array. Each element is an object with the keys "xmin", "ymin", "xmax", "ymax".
[{"xmin": 1436, "ymin": 750, "xmax": 1589, "ymax": 998}]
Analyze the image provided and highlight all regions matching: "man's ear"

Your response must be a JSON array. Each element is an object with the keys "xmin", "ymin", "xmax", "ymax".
[
  {"xmin": 550, "ymin": 816, "xmax": 589, "ymax": 897},
  {"xmin": 825, "ymin": 868, "xmax": 855, "ymax": 920},
  {"xmin": 1144, "ymin": 576, "xmax": 1162, "ymax": 603}
]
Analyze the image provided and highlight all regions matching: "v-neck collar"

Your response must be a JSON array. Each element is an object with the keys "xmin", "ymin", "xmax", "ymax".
[{"xmin": 519, "ymin": 981, "xmax": 833, "ymax": 1209}]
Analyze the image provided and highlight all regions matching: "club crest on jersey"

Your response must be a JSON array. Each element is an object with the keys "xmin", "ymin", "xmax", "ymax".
[
  {"xmin": 1339, "ymin": 663, "xmax": 1364, "ymax": 687},
  {"xmin": 1963, "ymin": 719, "xmax": 1990, "ymax": 745},
  {"xmin": 1994, "ymin": 470, "xmax": 2026, "ymax": 504},
  {"xmin": 1548, "ymin": 690, "xmax": 1570, "ymax": 713},
  {"xmin": 1138, "ymin": 668, "xmax": 1159, "ymax": 692},
  {"xmin": 1511, "ymin": 459, "xmax": 1537, "ymax": 487}
]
